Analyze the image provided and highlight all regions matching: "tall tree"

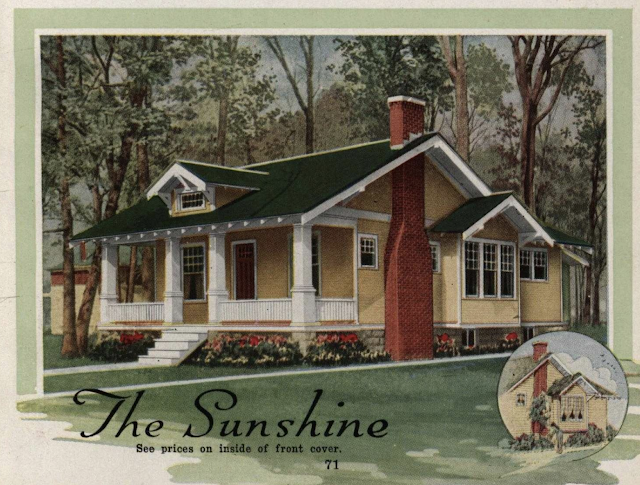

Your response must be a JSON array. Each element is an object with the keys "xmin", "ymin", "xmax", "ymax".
[
  {"xmin": 437, "ymin": 36, "xmax": 470, "ymax": 160},
  {"xmin": 265, "ymin": 36, "xmax": 317, "ymax": 153},
  {"xmin": 507, "ymin": 35, "xmax": 602, "ymax": 213},
  {"xmin": 334, "ymin": 36, "xmax": 452, "ymax": 141}
]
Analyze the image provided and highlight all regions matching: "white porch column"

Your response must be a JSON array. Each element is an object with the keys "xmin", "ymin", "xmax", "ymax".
[
  {"xmin": 100, "ymin": 242, "xmax": 118, "ymax": 323},
  {"xmin": 164, "ymin": 237, "xmax": 183, "ymax": 323},
  {"xmin": 291, "ymin": 224, "xmax": 317, "ymax": 324},
  {"xmin": 207, "ymin": 233, "xmax": 228, "ymax": 323}
]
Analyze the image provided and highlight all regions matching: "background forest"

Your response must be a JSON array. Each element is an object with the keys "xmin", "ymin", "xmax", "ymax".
[{"xmin": 40, "ymin": 35, "xmax": 607, "ymax": 356}]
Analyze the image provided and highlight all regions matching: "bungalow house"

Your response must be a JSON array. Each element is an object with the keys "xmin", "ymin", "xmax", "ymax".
[
  {"xmin": 499, "ymin": 341, "xmax": 616, "ymax": 440},
  {"xmin": 70, "ymin": 95, "xmax": 591, "ymax": 364}
]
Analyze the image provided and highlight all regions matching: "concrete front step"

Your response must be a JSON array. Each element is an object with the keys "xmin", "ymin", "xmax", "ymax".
[
  {"xmin": 147, "ymin": 349, "xmax": 184, "ymax": 359},
  {"xmin": 160, "ymin": 332, "xmax": 207, "ymax": 342},
  {"xmin": 138, "ymin": 356, "xmax": 179, "ymax": 366},
  {"xmin": 154, "ymin": 340, "xmax": 191, "ymax": 351}
]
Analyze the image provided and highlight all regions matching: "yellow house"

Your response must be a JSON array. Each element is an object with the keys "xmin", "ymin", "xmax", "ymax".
[
  {"xmin": 500, "ymin": 342, "xmax": 615, "ymax": 440},
  {"xmin": 70, "ymin": 95, "xmax": 591, "ymax": 364}
]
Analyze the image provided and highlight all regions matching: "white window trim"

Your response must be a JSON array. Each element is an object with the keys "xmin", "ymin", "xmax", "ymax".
[
  {"xmin": 231, "ymin": 239, "xmax": 258, "ymax": 300},
  {"xmin": 181, "ymin": 242, "xmax": 207, "ymax": 302},
  {"xmin": 358, "ymin": 233, "xmax": 379, "ymax": 270},
  {"xmin": 463, "ymin": 237, "xmax": 516, "ymax": 299},
  {"xmin": 520, "ymin": 247, "xmax": 549, "ymax": 282},
  {"xmin": 430, "ymin": 241, "xmax": 441, "ymax": 273},
  {"xmin": 561, "ymin": 395, "xmax": 586, "ymax": 423},
  {"xmin": 462, "ymin": 328, "xmax": 477, "ymax": 347}
]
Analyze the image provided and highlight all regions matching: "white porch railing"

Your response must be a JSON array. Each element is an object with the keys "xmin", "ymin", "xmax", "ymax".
[
  {"xmin": 107, "ymin": 302, "xmax": 164, "ymax": 322},
  {"xmin": 316, "ymin": 298, "xmax": 356, "ymax": 321},
  {"xmin": 219, "ymin": 298, "xmax": 292, "ymax": 321}
]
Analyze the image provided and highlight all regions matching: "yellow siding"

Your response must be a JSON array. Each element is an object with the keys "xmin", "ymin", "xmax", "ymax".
[
  {"xmin": 521, "ymin": 247, "xmax": 563, "ymax": 322},
  {"xmin": 357, "ymin": 219, "xmax": 389, "ymax": 324},
  {"xmin": 424, "ymin": 157, "xmax": 466, "ymax": 221},
  {"xmin": 316, "ymin": 226, "xmax": 354, "ymax": 298},
  {"xmin": 547, "ymin": 364, "xmax": 564, "ymax": 384},
  {"xmin": 433, "ymin": 234, "xmax": 459, "ymax": 323},
  {"xmin": 215, "ymin": 186, "xmax": 250, "ymax": 208},
  {"xmin": 474, "ymin": 215, "xmax": 519, "ymax": 241},
  {"xmin": 588, "ymin": 397, "xmax": 608, "ymax": 430},
  {"xmin": 499, "ymin": 374, "xmax": 535, "ymax": 438},
  {"xmin": 462, "ymin": 299, "xmax": 519, "ymax": 324},
  {"xmin": 225, "ymin": 227, "xmax": 292, "ymax": 300},
  {"xmin": 346, "ymin": 173, "xmax": 392, "ymax": 214}
]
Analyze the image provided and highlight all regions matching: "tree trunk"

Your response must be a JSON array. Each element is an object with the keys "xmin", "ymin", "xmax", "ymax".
[
  {"xmin": 126, "ymin": 246, "xmax": 137, "ymax": 302},
  {"xmin": 60, "ymin": 177, "xmax": 78, "ymax": 357},
  {"xmin": 215, "ymin": 94, "xmax": 229, "ymax": 165},
  {"xmin": 305, "ymin": 37, "xmax": 315, "ymax": 154},
  {"xmin": 520, "ymin": 102, "xmax": 537, "ymax": 212},
  {"xmin": 453, "ymin": 36, "xmax": 469, "ymax": 161},
  {"xmin": 592, "ymin": 274, "xmax": 601, "ymax": 325},
  {"xmin": 136, "ymin": 142, "xmax": 155, "ymax": 301},
  {"xmin": 582, "ymin": 266, "xmax": 592, "ymax": 324},
  {"xmin": 75, "ymin": 245, "xmax": 100, "ymax": 354}
]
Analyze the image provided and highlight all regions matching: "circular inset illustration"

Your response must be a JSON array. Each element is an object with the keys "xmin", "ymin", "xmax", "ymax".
[{"xmin": 498, "ymin": 332, "xmax": 627, "ymax": 459}]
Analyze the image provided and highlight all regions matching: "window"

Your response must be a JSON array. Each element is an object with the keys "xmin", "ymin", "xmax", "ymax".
[
  {"xmin": 179, "ymin": 192, "xmax": 205, "ymax": 211},
  {"xmin": 465, "ymin": 241, "xmax": 480, "ymax": 297},
  {"xmin": 359, "ymin": 234, "xmax": 378, "ymax": 269},
  {"xmin": 520, "ymin": 249, "xmax": 548, "ymax": 281},
  {"xmin": 561, "ymin": 396, "xmax": 585, "ymax": 422},
  {"xmin": 431, "ymin": 242, "xmax": 441, "ymax": 273},
  {"xmin": 523, "ymin": 327, "xmax": 535, "ymax": 342},
  {"xmin": 516, "ymin": 393, "xmax": 526, "ymax": 407},
  {"xmin": 288, "ymin": 233, "xmax": 321, "ymax": 296},
  {"xmin": 464, "ymin": 240, "xmax": 516, "ymax": 298},
  {"xmin": 483, "ymin": 244, "xmax": 497, "ymax": 297},
  {"xmin": 500, "ymin": 245, "xmax": 515, "ymax": 297},
  {"xmin": 182, "ymin": 244, "xmax": 205, "ymax": 300},
  {"xmin": 461, "ymin": 329, "xmax": 476, "ymax": 348}
]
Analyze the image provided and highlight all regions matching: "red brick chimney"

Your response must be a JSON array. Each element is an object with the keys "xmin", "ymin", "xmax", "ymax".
[
  {"xmin": 531, "ymin": 341, "xmax": 549, "ymax": 435},
  {"xmin": 384, "ymin": 96, "xmax": 433, "ymax": 361}
]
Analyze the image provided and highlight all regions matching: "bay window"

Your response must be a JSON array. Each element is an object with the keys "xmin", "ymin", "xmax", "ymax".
[{"xmin": 464, "ymin": 239, "xmax": 516, "ymax": 299}]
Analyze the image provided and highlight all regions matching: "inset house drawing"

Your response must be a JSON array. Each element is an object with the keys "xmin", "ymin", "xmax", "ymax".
[
  {"xmin": 500, "ymin": 341, "xmax": 617, "ymax": 446},
  {"xmin": 69, "ymin": 96, "xmax": 591, "ymax": 363}
]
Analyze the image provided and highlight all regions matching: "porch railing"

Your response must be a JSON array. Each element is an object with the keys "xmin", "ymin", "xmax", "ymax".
[
  {"xmin": 316, "ymin": 298, "xmax": 356, "ymax": 321},
  {"xmin": 219, "ymin": 298, "xmax": 292, "ymax": 322},
  {"xmin": 107, "ymin": 302, "xmax": 164, "ymax": 322}
]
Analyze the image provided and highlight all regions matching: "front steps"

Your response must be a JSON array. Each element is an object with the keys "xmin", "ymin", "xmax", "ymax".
[{"xmin": 138, "ymin": 327, "xmax": 209, "ymax": 366}]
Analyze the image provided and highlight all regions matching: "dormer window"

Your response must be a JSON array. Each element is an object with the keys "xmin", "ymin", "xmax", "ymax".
[{"xmin": 178, "ymin": 192, "xmax": 205, "ymax": 211}]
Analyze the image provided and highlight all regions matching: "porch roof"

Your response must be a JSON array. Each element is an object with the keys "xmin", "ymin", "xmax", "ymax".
[
  {"xmin": 547, "ymin": 372, "xmax": 616, "ymax": 397},
  {"xmin": 72, "ymin": 134, "xmax": 437, "ymax": 241}
]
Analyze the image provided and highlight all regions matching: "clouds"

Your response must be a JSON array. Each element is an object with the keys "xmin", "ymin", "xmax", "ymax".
[{"xmin": 554, "ymin": 352, "xmax": 617, "ymax": 394}]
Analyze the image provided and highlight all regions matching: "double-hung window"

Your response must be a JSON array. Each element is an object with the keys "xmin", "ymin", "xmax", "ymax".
[
  {"xmin": 431, "ymin": 242, "xmax": 441, "ymax": 273},
  {"xmin": 182, "ymin": 244, "xmax": 205, "ymax": 301},
  {"xmin": 520, "ymin": 248, "xmax": 548, "ymax": 281},
  {"xmin": 358, "ymin": 234, "xmax": 378, "ymax": 269},
  {"xmin": 464, "ymin": 240, "xmax": 516, "ymax": 298}
]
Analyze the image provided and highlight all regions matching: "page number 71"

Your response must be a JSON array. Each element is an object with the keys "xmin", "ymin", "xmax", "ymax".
[{"xmin": 325, "ymin": 460, "xmax": 338, "ymax": 470}]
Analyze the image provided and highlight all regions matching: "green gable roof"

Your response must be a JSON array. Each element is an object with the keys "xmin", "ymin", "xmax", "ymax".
[
  {"xmin": 547, "ymin": 372, "xmax": 615, "ymax": 397},
  {"xmin": 177, "ymin": 161, "xmax": 266, "ymax": 189},
  {"xmin": 430, "ymin": 192, "xmax": 512, "ymax": 233},
  {"xmin": 72, "ymin": 134, "xmax": 437, "ymax": 241}
]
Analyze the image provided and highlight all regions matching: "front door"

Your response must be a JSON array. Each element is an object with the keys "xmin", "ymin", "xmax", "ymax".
[{"xmin": 235, "ymin": 243, "xmax": 256, "ymax": 300}]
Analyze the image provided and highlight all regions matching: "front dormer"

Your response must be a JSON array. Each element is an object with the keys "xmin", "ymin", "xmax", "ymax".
[{"xmin": 146, "ymin": 160, "xmax": 265, "ymax": 217}]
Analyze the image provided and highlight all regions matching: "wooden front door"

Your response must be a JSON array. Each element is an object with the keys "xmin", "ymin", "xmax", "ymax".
[{"xmin": 235, "ymin": 243, "xmax": 256, "ymax": 300}]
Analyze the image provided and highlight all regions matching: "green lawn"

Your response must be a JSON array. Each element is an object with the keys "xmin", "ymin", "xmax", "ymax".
[
  {"xmin": 21, "ymin": 358, "xmax": 632, "ymax": 484},
  {"xmin": 43, "ymin": 332, "xmax": 103, "ymax": 369},
  {"xmin": 567, "ymin": 322, "xmax": 608, "ymax": 345}
]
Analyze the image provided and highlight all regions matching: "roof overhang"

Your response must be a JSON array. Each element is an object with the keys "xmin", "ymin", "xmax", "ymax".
[
  {"xmin": 302, "ymin": 134, "xmax": 491, "ymax": 225},
  {"xmin": 561, "ymin": 247, "xmax": 590, "ymax": 267},
  {"xmin": 506, "ymin": 354, "xmax": 572, "ymax": 394}
]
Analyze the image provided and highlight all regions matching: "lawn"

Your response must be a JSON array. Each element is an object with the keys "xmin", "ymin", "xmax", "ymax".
[
  {"xmin": 44, "ymin": 332, "xmax": 102, "ymax": 369},
  {"xmin": 21, "ymin": 357, "xmax": 626, "ymax": 484},
  {"xmin": 567, "ymin": 321, "xmax": 608, "ymax": 345}
]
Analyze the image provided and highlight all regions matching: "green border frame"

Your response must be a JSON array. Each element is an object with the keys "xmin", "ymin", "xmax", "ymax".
[{"xmin": 15, "ymin": 8, "xmax": 633, "ymax": 395}]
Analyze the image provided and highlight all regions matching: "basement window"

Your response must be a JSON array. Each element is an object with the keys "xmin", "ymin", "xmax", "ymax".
[
  {"xmin": 461, "ymin": 329, "xmax": 476, "ymax": 348},
  {"xmin": 359, "ymin": 234, "xmax": 378, "ymax": 269}
]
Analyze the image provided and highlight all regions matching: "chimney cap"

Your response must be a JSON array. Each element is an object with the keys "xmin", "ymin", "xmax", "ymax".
[{"xmin": 387, "ymin": 95, "xmax": 426, "ymax": 107}]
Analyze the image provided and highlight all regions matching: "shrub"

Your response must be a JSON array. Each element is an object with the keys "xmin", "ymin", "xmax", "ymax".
[
  {"xmin": 304, "ymin": 333, "xmax": 391, "ymax": 366},
  {"xmin": 606, "ymin": 424, "xmax": 617, "ymax": 442},
  {"xmin": 529, "ymin": 395, "xmax": 551, "ymax": 429},
  {"xmin": 434, "ymin": 333, "xmax": 456, "ymax": 358},
  {"xmin": 192, "ymin": 334, "xmax": 303, "ymax": 367},
  {"xmin": 88, "ymin": 331, "xmax": 157, "ymax": 362},
  {"xmin": 565, "ymin": 423, "xmax": 606, "ymax": 448},
  {"xmin": 509, "ymin": 433, "xmax": 554, "ymax": 451},
  {"xmin": 498, "ymin": 332, "xmax": 521, "ymax": 352}
]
